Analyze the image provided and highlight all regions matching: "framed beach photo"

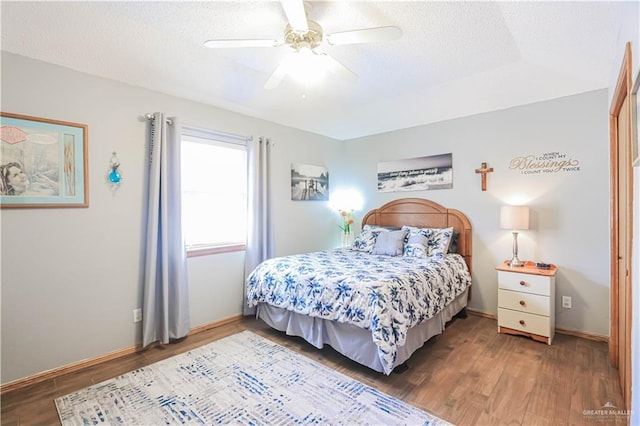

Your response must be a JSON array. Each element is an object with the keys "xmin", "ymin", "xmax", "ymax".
[
  {"xmin": 0, "ymin": 112, "xmax": 88, "ymax": 208},
  {"xmin": 378, "ymin": 153, "xmax": 453, "ymax": 192}
]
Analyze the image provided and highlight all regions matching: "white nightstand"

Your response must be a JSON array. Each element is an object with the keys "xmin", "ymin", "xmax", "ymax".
[{"xmin": 496, "ymin": 261, "xmax": 557, "ymax": 345}]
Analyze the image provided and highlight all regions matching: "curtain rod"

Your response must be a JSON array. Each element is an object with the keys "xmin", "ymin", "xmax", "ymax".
[
  {"xmin": 145, "ymin": 114, "xmax": 255, "ymax": 144},
  {"xmin": 145, "ymin": 113, "xmax": 173, "ymax": 126}
]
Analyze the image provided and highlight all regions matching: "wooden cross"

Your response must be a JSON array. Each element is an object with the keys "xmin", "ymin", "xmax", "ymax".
[{"xmin": 475, "ymin": 162, "xmax": 494, "ymax": 191}]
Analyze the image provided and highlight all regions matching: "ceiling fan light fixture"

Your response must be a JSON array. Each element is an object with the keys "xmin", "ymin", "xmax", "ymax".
[
  {"xmin": 284, "ymin": 20, "xmax": 323, "ymax": 51},
  {"xmin": 206, "ymin": 1, "xmax": 402, "ymax": 90},
  {"xmin": 287, "ymin": 47, "xmax": 326, "ymax": 86}
]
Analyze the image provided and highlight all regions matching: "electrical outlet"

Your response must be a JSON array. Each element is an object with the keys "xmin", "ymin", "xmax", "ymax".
[
  {"xmin": 133, "ymin": 308, "xmax": 142, "ymax": 323},
  {"xmin": 562, "ymin": 296, "xmax": 572, "ymax": 309}
]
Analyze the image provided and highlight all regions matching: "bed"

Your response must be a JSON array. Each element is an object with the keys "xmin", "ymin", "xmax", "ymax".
[{"xmin": 246, "ymin": 198, "xmax": 472, "ymax": 374}]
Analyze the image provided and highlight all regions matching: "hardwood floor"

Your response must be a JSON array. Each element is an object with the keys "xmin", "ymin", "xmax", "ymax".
[{"xmin": 1, "ymin": 314, "xmax": 625, "ymax": 425}]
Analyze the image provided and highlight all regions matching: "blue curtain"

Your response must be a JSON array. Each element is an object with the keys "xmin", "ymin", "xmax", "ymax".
[
  {"xmin": 243, "ymin": 137, "xmax": 274, "ymax": 315},
  {"xmin": 142, "ymin": 112, "xmax": 190, "ymax": 346}
]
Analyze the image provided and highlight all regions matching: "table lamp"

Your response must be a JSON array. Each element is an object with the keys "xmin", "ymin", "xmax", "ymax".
[{"xmin": 500, "ymin": 205, "xmax": 530, "ymax": 267}]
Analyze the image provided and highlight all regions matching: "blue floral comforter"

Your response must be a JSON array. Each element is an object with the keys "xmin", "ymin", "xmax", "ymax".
[{"xmin": 246, "ymin": 249, "xmax": 471, "ymax": 374}]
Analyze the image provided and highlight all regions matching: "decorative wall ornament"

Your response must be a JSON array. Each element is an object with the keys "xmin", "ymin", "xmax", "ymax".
[
  {"xmin": 508, "ymin": 151, "xmax": 581, "ymax": 175},
  {"xmin": 377, "ymin": 153, "xmax": 452, "ymax": 192},
  {"xmin": 474, "ymin": 162, "xmax": 493, "ymax": 191},
  {"xmin": 0, "ymin": 112, "xmax": 88, "ymax": 208},
  {"xmin": 107, "ymin": 151, "xmax": 122, "ymax": 192},
  {"xmin": 291, "ymin": 163, "xmax": 329, "ymax": 201}
]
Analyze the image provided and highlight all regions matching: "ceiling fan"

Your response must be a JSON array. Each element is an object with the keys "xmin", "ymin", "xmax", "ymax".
[{"xmin": 203, "ymin": 0, "xmax": 402, "ymax": 89}]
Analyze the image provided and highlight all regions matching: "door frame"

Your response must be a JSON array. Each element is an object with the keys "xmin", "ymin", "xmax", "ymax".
[{"xmin": 609, "ymin": 41, "xmax": 633, "ymax": 410}]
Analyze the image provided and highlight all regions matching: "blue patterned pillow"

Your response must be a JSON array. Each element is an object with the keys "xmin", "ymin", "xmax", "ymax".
[
  {"xmin": 404, "ymin": 234, "xmax": 429, "ymax": 258},
  {"xmin": 402, "ymin": 226, "xmax": 454, "ymax": 259},
  {"xmin": 351, "ymin": 225, "xmax": 389, "ymax": 253}
]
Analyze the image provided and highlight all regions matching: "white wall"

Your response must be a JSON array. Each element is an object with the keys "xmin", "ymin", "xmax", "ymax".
[
  {"xmin": 344, "ymin": 90, "xmax": 611, "ymax": 336},
  {"xmin": 0, "ymin": 52, "xmax": 342, "ymax": 384}
]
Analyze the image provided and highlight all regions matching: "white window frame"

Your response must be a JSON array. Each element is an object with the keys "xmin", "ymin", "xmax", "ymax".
[{"xmin": 181, "ymin": 125, "xmax": 251, "ymax": 257}]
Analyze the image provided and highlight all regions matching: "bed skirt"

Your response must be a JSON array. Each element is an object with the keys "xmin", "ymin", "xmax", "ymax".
[{"xmin": 256, "ymin": 288, "xmax": 469, "ymax": 374}]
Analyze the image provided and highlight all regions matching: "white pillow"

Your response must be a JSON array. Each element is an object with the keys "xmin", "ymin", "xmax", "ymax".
[{"xmin": 371, "ymin": 229, "xmax": 408, "ymax": 256}]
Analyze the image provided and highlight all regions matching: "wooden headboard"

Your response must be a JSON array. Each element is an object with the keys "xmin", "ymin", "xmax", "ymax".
[{"xmin": 361, "ymin": 198, "xmax": 472, "ymax": 274}]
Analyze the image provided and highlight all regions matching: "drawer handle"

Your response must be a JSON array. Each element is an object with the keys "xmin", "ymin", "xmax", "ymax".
[
  {"xmin": 519, "ymin": 281, "xmax": 526, "ymax": 286},
  {"xmin": 519, "ymin": 300, "xmax": 526, "ymax": 306},
  {"xmin": 519, "ymin": 320, "xmax": 525, "ymax": 326}
]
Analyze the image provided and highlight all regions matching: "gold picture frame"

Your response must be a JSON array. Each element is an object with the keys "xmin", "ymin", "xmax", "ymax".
[{"xmin": 0, "ymin": 112, "xmax": 89, "ymax": 208}]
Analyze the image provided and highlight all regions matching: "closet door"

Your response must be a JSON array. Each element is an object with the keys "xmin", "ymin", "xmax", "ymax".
[{"xmin": 609, "ymin": 42, "xmax": 633, "ymax": 411}]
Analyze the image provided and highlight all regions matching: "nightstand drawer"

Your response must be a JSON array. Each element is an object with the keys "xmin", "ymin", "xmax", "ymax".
[
  {"xmin": 498, "ymin": 308, "xmax": 550, "ymax": 337},
  {"xmin": 498, "ymin": 271, "xmax": 551, "ymax": 296},
  {"xmin": 498, "ymin": 289, "xmax": 550, "ymax": 316}
]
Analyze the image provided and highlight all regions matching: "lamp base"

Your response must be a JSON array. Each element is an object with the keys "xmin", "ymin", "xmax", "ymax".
[
  {"xmin": 508, "ymin": 231, "xmax": 525, "ymax": 267},
  {"xmin": 508, "ymin": 257, "xmax": 525, "ymax": 267}
]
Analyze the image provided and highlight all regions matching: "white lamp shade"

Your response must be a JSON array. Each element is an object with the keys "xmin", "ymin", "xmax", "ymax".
[
  {"xmin": 500, "ymin": 205, "xmax": 530, "ymax": 230},
  {"xmin": 329, "ymin": 188, "xmax": 363, "ymax": 212}
]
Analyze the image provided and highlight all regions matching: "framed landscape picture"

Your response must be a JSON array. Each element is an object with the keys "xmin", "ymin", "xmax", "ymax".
[
  {"xmin": 291, "ymin": 163, "xmax": 329, "ymax": 201},
  {"xmin": 0, "ymin": 112, "xmax": 88, "ymax": 208}
]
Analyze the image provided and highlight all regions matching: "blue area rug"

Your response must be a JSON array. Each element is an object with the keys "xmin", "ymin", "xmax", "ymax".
[{"xmin": 55, "ymin": 330, "xmax": 449, "ymax": 425}]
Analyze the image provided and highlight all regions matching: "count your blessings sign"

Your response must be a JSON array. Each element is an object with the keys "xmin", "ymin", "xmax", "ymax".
[{"xmin": 509, "ymin": 151, "xmax": 580, "ymax": 175}]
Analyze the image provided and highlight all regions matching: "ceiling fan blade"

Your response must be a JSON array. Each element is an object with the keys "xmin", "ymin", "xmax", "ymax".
[
  {"xmin": 317, "ymin": 53, "xmax": 357, "ymax": 81},
  {"xmin": 326, "ymin": 26, "xmax": 402, "ymax": 46},
  {"xmin": 280, "ymin": 0, "xmax": 308, "ymax": 33},
  {"xmin": 264, "ymin": 59, "xmax": 291, "ymax": 90},
  {"xmin": 204, "ymin": 39, "xmax": 281, "ymax": 48}
]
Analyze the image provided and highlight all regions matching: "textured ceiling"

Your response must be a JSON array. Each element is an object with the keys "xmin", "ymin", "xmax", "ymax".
[{"xmin": 0, "ymin": 1, "xmax": 630, "ymax": 140}]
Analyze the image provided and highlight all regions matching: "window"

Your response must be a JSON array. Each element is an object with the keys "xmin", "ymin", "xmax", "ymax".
[{"xmin": 181, "ymin": 127, "xmax": 248, "ymax": 256}]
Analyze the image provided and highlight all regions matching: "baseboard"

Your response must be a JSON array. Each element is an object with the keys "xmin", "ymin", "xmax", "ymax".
[
  {"xmin": 189, "ymin": 314, "xmax": 242, "ymax": 335},
  {"xmin": 0, "ymin": 314, "xmax": 243, "ymax": 395},
  {"xmin": 0, "ymin": 344, "xmax": 142, "ymax": 396},
  {"xmin": 466, "ymin": 308, "xmax": 496, "ymax": 319},
  {"xmin": 466, "ymin": 308, "xmax": 608, "ymax": 342},
  {"xmin": 555, "ymin": 327, "xmax": 608, "ymax": 343}
]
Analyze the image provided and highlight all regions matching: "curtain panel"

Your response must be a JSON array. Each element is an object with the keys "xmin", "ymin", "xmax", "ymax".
[
  {"xmin": 142, "ymin": 112, "xmax": 190, "ymax": 346},
  {"xmin": 243, "ymin": 137, "xmax": 274, "ymax": 315}
]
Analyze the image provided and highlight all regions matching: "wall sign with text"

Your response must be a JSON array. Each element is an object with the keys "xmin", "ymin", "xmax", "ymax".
[{"xmin": 509, "ymin": 151, "xmax": 580, "ymax": 175}]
